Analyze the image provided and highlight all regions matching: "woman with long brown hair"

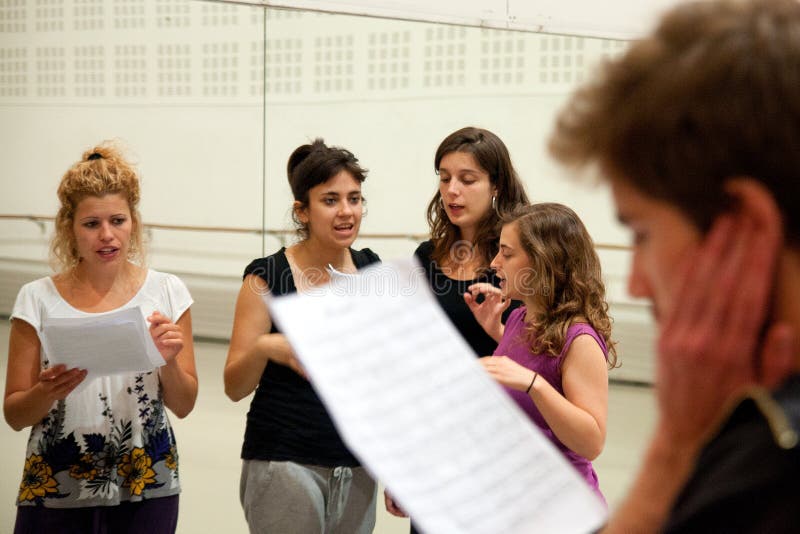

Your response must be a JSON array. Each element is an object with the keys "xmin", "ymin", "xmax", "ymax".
[
  {"xmin": 385, "ymin": 127, "xmax": 529, "ymax": 530},
  {"xmin": 477, "ymin": 203, "xmax": 617, "ymax": 504}
]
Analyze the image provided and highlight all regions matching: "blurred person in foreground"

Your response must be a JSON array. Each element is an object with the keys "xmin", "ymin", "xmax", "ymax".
[{"xmin": 548, "ymin": 0, "xmax": 800, "ymax": 531}]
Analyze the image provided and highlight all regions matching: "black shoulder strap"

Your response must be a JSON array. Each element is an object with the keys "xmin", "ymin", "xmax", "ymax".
[
  {"xmin": 415, "ymin": 240, "xmax": 433, "ymax": 259},
  {"xmin": 244, "ymin": 249, "xmax": 293, "ymax": 296},
  {"xmin": 351, "ymin": 248, "xmax": 380, "ymax": 269},
  {"xmin": 269, "ymin": 250, "xmax": 292, "ymax": 296}
]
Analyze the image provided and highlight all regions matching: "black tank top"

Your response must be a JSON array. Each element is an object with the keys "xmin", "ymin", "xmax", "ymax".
[
  {"xmin": 240, "ymin": 247, "xmax": 381, "ymax": 466},
  {"xmin": 414, "ymin": 240, "xmax": 517, "ymax": 357}
]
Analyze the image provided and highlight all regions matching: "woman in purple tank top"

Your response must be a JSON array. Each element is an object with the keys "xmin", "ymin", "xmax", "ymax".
[{"xmin": 467, "ymin": 202, "xmax": 618, "ymax": 504}]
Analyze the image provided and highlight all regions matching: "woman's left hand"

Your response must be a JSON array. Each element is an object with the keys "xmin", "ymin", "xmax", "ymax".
[
  {"xmin": 384, "ymin": 490, "xmax": 408, "ymax": 517},
  {"xmin": 480, "ymin": 355, "xmax": 535, "ymax": 392},
  {"xmin": 148, "ymin": 311, "xmax": 184, "ymax": 363}
]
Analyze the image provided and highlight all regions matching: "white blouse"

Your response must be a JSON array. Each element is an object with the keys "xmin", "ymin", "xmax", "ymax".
[{"xmin": 10, "ymin": 270, "xmax": 192, "ymax": 508}]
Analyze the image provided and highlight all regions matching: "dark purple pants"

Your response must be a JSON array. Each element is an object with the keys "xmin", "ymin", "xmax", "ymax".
[{"xmin": 14, "ymin": 495, "xmax": 179, "ymax": 534}]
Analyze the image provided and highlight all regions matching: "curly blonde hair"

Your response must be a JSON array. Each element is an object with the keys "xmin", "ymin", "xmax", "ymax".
[
  {"xmin": 50, "ymin": 142, "xmax": 144, "ymax": 272},
  {"xmin": 506, "ymin": 203, "xmax": 617, "ymax": 368}
]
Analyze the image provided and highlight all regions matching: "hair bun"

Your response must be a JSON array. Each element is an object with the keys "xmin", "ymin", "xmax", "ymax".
[{"xmin": 286, "ymin": 138, "xmax": 326, "ymax": 178}]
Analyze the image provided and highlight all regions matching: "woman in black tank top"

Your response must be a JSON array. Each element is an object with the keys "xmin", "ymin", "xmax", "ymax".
[
  {"xmin": 384, "ymin": 127, "xmax": 529, "ymax": 532},
  {"xmin": 224, "ymin": 139, "xmax": 380, "ymax": 534}
]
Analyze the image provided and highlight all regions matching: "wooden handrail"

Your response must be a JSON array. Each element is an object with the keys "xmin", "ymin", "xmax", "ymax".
[
  {"xmin": 0, "ymin": 214, "xmax": 428, "ymax": 242},
  {"xmin": 0, "ymin": 213, "xmax": 630, "ymax": 251}
]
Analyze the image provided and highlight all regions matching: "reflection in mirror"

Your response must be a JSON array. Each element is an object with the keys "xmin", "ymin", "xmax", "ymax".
[{"xmin": 0, "ymin": 2, "xmax": 657, "ymax": 533}]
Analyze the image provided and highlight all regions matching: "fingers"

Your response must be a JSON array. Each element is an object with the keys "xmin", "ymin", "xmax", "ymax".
[
  {"xmin": 466, "ymin": 283, "xmax": 504, "ymax": 305},
  {"xmin": 149, "ymin": 315, "xmax": 183, "ymax": 347},
  {"xmin": 386, "ymin": 503, "xmax": 407, "ymax": 517},
  {"xmin": 39, "ymin": 365, "xmax": 83, "ymax": 384},
  {"xmin": 152, "ymin": 329, "xmax": 183, "ymax": 344},
  {"xmin": 654, "ymin": 205, "xmax": 784, "ymax": 447},
  {"xmin": 669, "ymin": 204, "xmax": 778, "ymax": 362},
  {"xmin": 479, "ymin": 356, "xmax": 519, "ymax": 387},
  {"xmin": 39, "ymin": 366, "xmax": 87, "ymax": 399},
  {"xmin": 147, "ymin": 311, "xmax": 170, "ymax": 327},
  {"xmin": 463, "ymin": 291, "xmax": 479, "ymax": 313},
  {"xmin": 725, "ymin": 214, "xmax": 780, "ymax": 353},
  {"xmin": 464, "ymin": 291, "xmax": 501, "ymax": 315},
  {"xmin": 712, "ymin": 218, "xmax": 761, "ymax": 327},
  {"xmin": 463, "ymin": 283, "xmax": 508, "ymax": 334},
  {"xmin": 148, "ymin": 314, "xmax": 184, "ymax": 361},
  {"xmin": 480, "ymin": 355, "xmax": 513, "ymax": 370},
  {"xmin": 758, "ymin": 323, "xmax": 795, "ymax": 389},
  {"xmin": 147, "ymin": 311, "xmax": 180, "ymax": 330},
  {"xmin": 466, "ymin": 282, "xmax": 502, "ymax": 296},
  {"xmin": 660, "ymin": 215, "xmax": 757, "ymax": 368},
  {"xmin": 151, "ymin": 328, "xmax": 183, "ymax": 348},
  {"xmin": 39, "ymin": 364, "xmax": 67, "ymax": 382},
  {"xmin": 662, "ymin": 215, "xmax": 734, "ymax": 338},
  {"xmin": 384, "ymin": 491, "xmax": 408, "ymax": 517},
  {"xmin": 59, "ymin": 369, "xmax": 88, "ymax": 395}
]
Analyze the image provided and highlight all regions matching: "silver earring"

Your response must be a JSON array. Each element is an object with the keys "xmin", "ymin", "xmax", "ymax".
[{"xmin": 491, "ymin": 195, "xmax": 497, "ymax": 210}]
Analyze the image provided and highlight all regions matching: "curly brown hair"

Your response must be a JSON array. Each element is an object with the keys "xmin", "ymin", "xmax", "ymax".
[
  {"xmin": 50, "ymin": 141, "xmax": 144, "ymax": 271},
  {"xmin": 506, "ymin": 203, "xmax": 617, "ymax": 368}
]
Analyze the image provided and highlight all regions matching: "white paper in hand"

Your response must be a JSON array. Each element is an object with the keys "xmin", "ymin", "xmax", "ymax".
[
  {"xmin": 40, "ymin": 306, "xmax": 165, "ymax": 389},
  {"xmin": 268, "ymin": 258, "xmax": 607, "ymax": 534}
]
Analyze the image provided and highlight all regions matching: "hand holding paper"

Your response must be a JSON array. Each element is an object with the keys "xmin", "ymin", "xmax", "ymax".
[
  {"xmin": 37, "ymin": 364, "xmax": 88, "ymax": 400},
  {"xmin": 40, "ymin": 306, "xmax": 167, "ymax": 390}
]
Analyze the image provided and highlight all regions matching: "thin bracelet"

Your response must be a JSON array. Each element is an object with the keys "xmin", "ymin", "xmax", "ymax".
[{"xmin": 526, "ymin": 371, "xmax": 538, "ymax": 394}]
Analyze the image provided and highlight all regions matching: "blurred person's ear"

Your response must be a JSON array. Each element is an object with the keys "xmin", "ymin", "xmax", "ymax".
[{"xmin": 724, "ymin": 178, "xmax": 784, "ymax": 249}]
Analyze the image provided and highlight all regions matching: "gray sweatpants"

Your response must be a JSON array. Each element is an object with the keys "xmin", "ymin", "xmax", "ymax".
[{"xmin": 240, "ymin": 460, "xmax": 377, "ymax": 534}]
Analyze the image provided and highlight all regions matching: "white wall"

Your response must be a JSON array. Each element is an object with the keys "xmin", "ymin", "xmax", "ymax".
[
  {"xmin": 0, "ymin": 2, "xmax": 661, "ymax": 529},
  {"xmin": 0, "ymin": 3, "xmax": 635, "ymax": 278},
  {"xmin": 0, "ymin": 1, "xmax": 653, "ymax": 371}
]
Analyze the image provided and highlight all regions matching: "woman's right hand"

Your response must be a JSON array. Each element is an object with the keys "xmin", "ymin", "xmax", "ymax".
[
  {"xmin": 38, "ymin": 364, "xmax": 87, "ymax": 401},
  {"xmin": 5, "ymin": 318, "xmax": 91, "ymax": 431},
  {"xmin": 464, "ymin": 282, "xmax": 509, "ymax": 342},
  {"xmin": 226, "ymin": 276, "xmax": 308, "ymax": 401},
  {"xmin": 653, "ymin": 201, "xmax": 793, "ymax": 451},
  {"xmin": 384, "ymin": 489, "xmax": 408, "ymax": 517},
  {"xmin": 258, "ymin": 334, "xmax": 307, "ymax": 378}
]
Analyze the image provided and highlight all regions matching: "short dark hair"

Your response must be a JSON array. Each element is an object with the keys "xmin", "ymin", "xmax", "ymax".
[
  {"xmin": 287, "ymin": 138, "xmax": 367, "ymax": 239},
  {"xmin": 549, "ymin": 0, "xmax": 800, "ymax": 243}
]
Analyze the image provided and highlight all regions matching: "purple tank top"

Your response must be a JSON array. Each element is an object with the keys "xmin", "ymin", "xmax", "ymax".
[{"xmin": 493, "ymin": 306, "xmax": 608, "ymax": 503}]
